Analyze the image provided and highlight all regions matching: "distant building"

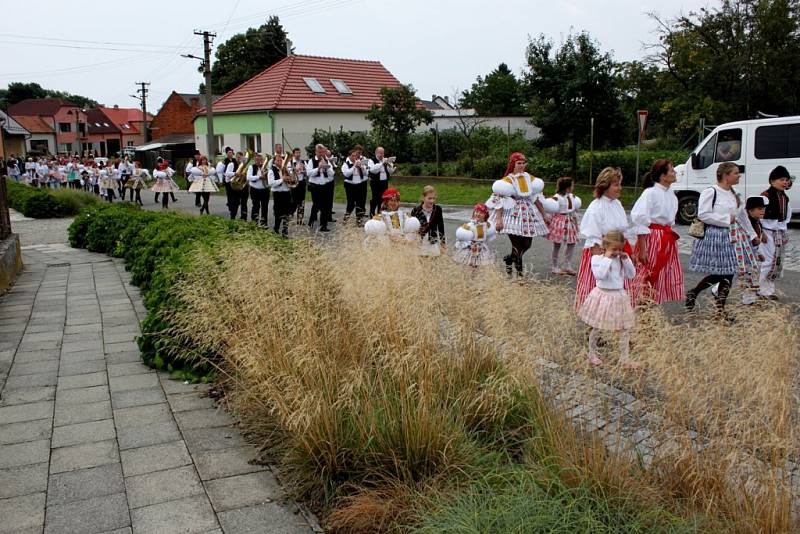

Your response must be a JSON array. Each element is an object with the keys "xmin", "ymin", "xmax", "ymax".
[
  {"xmin": 97, "ymin": 106, "xmax": 153, "ymax": 148},
  {"xmin": 8, "ymin": 98, "xmax": 88, "ymax": 154},
  {"xmin": 193, "ymin": 54, "xmax": 404, "ymax": 155},
  {"xmin": 85, "ymin": 109, "xmax": 123, "ymax": 157},
  {"xmin": 419, "ymin": 95, "xmax": 540, "ymax": 140},
  {"xmin": 149, "ymin": 92, "xmax": 220, "ymax": 142},
  {"xmin": 12, "ymin": 115, "xmax": 55, "ymax": 155},
  {"xmin": 0, "ymin": 110, "xmax": 31, "ymax": 156}
]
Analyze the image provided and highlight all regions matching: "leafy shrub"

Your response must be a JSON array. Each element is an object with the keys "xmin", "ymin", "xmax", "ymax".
[
  {"xmin": 8, "ymin": 182, "xmax": 99, "ymax": 218},
  {"xmin": 472, "ymin": 155, "xmax": 507, "ymax": 180},
  {"xmin": 68, "ymin": 204, "xmax": 293, "ymax": 378}
]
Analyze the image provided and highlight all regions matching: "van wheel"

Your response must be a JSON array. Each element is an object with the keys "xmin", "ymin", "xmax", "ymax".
[{"xmin": 677, "ymin": 194, "xmax": 699, "ymax": 225}]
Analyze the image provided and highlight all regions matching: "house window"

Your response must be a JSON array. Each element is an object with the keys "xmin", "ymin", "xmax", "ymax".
[
  {"xmin": 214, "ymin": 135, "xmax": 225, "ymax": 156},
  {"xmin": 241, "ymin": 134, "xmax": 262, "ymax": 153},
  {"xmin": 59, "ymin": 143, "xmax": 73, "ymax": 153},
  {"xmin": 127, "ymin": 141, "xmax": 135, "ymax": 147},
  {"xmin": 58, "ymin": 122, "xmax": 72, "ymax": 133},
  {"xmin": 330, "ymin": 79, "xmax": 352, "ymax": 95},
  {"xmin": 303, "ymin": 77, "xmax": 326, "ymax": 94},
  {"xmin": 30, "ymin": 139, "xmax": 50, "ymax": 153}
]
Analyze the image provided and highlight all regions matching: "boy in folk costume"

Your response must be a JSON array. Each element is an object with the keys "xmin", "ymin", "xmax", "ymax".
[
  {"xmin": 363, "ymin": 188, "xmax": 421, "ymax": 245},
  {"xmin": 548, "ymin": 176, "xmax": 582, "ymax": 275},
  {"xmin": 759, "ymin": 165, "xmax": 792, "ymax": 300},
  {"xmin": 486, "ymin": 152, "xmax": 556, "ymax": 277},
  {"xmin": 454, "ymin": 203, "xmax": 496, "ymax": 268},
  {"xmin": 740, "ymin": 196, "xmax": 768, "ymax": 304}
]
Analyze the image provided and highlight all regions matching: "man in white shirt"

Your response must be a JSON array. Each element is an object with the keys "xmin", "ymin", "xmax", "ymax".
[
  {"xmin": 247, "ymin": 153, "xmax": 269, "ymax": 226},
  {"xmin": 287, "ymin": 147, "xmax": 307, "ymax": 224},
  {"xmin": 341, "ymin": 145, "xmax": 368, "ymax": 224},
  {"xmin": 306, "ymin": 144, "xmax": 335, "ymax": 232},
  {"xmin": 368, "ymin": 147, "xmax": 395, "ymax": 217}
]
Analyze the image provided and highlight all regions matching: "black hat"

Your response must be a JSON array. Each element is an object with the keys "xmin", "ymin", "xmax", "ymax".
[
  {"xmin": 225, "ymin": 146, "xmax": 233, "ymax": 153},
  {"xmin": 746, "ymin": 195, "xmax": 768, "ymax": 210},
  {"xmin": 769, "ymin": 165, "xmax": 791, "ymax": 182}
]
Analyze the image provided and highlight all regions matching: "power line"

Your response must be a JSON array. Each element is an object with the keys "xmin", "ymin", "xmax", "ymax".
[
  {"xmin": 0, "ymin": 40, "xmax": 177, "ymax": 54},
  {"xmin": 0, "ymin": 33, "xmax": 189, "ymax": 49}
]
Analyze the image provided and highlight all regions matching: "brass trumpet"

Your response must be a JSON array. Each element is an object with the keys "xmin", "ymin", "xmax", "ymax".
[{"xmin": 230, "ymin": 150, "xmax": 253, "ymax": 191}]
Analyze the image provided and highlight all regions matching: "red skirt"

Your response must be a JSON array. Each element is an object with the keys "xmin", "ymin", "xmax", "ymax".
[
  {"xmin": 630, "ymin": 225, "xmax": 684, "ymax": 304},
  {"xmin": 575, "ymin": 244, "xmax": 635, "ymax": 309}
]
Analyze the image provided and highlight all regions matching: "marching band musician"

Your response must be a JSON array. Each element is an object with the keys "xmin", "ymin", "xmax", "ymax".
[
  {"xmin": 287, "ymin": 147, "xmax": 307, "ymax": 224},
  {"xmin": 268, "ymin": 154, "xmax": 293, "ymax": 237},
  {"xmin": 341, "ymin": 145, "xmax": 369, "ymax": 224},
  {"xmin": 368, "ymin": 146, "xmax": 395, "ymax": 217},
  {"xmin": 234, "ymin": 151, "xmax": 249, "ymax": 221},
  {"xmin": 247, "ymin": 153, "xmax": 270, "ymax": 226},
  {"xmin": 306, "ymin": 143, "xmax": 335, "ymax": 232},
  {"xmin": 188, "ymin": 155, "xmax": 219, "ymax": 215},
  {"xmin": 218, "ymin": 147, "xmax": 243, "ymax": 220},
  {"xmin": 118, "ymin": 156, "xmax": 133, "ymax": 198}
]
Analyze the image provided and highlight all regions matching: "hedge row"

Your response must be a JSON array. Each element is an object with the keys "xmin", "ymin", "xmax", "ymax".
[
  {"xmin": 397, "ymin": 149, "xmax": 690, "ymax": 182},
  {"xmin": 68, "ymin": 203, "xmax": 294, "ymax": 379},
  {"xmin": 8, "ymin": 181, "xmax": 100, "ymax": 218}
]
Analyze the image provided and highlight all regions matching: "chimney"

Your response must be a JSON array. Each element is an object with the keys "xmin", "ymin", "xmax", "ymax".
[{"xmin": 114, "ymin": 104, "xmax": 119, "ymax": 109}]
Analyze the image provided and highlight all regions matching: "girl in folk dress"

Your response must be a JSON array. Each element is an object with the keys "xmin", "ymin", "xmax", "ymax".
[
  {"xmin": 548, "ymin": 176, "xmax": 582, "ymax": 275},
  {"xmin": 576, "ymin": 167, "xmax": 639, "ymax": 309},
  {"xmin": 579, "ymin": 231, "xmax": 638, "ymax": 367},
  {"xmin": 126, "ymin": 161, "xmax": 150, "ymax": 206},
  {"xmin": 151, "ymin": 158, "xmax": 179, "ymax": 209},
  {"xmin": 363, "ymin": 188, "xmax": 421, "ymax": 245},
  {"xmin": 410, "ymin": 185, "xmax": 446, "ymax": 257},
  {"xmin": 486, "ymin": 152, "xmax": 554, "ymax": 277},
  {"xmin": 686, "ymin": 162, "xmax": 756, "ymax": 319},
  {"xmin": 629, "ymin": 159, "xmax": 684, "ymax": 304},
  {"xmin": 99, "ymin": 163, "xmax": 115, "ymax": 202},
  {"xmin": 188, "ymin": 155, "xmax": 219, "ymax": 215},
  {"xmin": 454, "ymin": 203, "xmax": 496, "ymax": 268}
]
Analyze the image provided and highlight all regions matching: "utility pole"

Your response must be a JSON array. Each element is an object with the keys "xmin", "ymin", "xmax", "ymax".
[
  {"xmin": 134, "ymin": 82, "xmax": 150, "ymax": 143},
  {"xmin": 194, "ymin": 30, "xmax": 216, "ymax": 158}
]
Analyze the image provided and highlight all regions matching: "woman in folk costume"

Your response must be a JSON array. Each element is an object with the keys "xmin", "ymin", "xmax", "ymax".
[
  {"xmin": 575, "ymin": 167, "xmax": 639, "ymax": 309},
  {"xmin": 454, "ymin": 203, "xmax": 496, "ymax": 268},
  {"xmin": 758, "ymin": 165, "xmax": 792, "ymax": 300},
  {"xmin": 188, "ymin": 155, "xmax": 219, "ymax": 215},
  {"xmin": 547, "ymin": 176, "xmax": 582, "ymax": 275},
  {"xmin": 99, "ymin": 162, "xmax": 116, "ymax": 202},
  {"xmin": 363, "ymin": 188, "xmax": 421, "ymax": 245},
  {"xmin": 151, "ymin": 157, "xmax": 179, "ymax": 209},
  {"xmin": 125, "ymin": 161, "xmax": 150, "ymax": 206},
  {"xmin": 486, "ymin": 152, "xmax": 556, "ymax": 277},
  {"xmin": 629, "ymin": 159, "xmax": 684, "ymax": 304}
]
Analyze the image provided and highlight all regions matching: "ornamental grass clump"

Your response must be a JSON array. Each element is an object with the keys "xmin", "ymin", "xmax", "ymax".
[{"xmin": 160, "ymin": 228, "xmax": 800, "ymax": 532}]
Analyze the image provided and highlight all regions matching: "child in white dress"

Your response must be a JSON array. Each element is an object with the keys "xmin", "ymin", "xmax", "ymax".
[{"xmin": 454, "ymin": 203, "xmax": 496, "ymax": 268}]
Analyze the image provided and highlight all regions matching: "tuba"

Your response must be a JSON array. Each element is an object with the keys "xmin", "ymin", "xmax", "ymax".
[
  {"xmin": 230, "ymin": 150, "xmax": 253, "ymax": 190},
  {"xmin": 282, "ymin": 157, "xmax": 299, "ymax": 189}
]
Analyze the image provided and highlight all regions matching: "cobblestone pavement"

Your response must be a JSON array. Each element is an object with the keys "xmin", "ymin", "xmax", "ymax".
[{"xmin": 0, "ymin": 245, "xmax": 320, "ymax": 534}]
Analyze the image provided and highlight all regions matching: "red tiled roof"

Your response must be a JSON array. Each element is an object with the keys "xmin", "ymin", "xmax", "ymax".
[
  {"xmin": 203, "ymin": 54, "xmax": 404, "ymax": 114},
  {"xmin": 97, "ymin": 107, "xmax": 147, "ymax": 134},
  {"xmin": 13, "ymin": 115, "xmax": 55, "ymax": 134},
  {"xmin": 86, "ymin": 109, "xmax": 121, "ymax": 134},
  {"xmin": 8, "ymin": 97, "xmax": 77, "ymax": 116}
]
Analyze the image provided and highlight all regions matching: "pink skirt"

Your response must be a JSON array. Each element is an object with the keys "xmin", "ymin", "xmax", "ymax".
[
  {"xmin": 575, "ymin": 248, "xmax": 635, "ymax": 309},
  {"xmin": 547, "ymin": 213, "xmax": 578, "ymax": 244},
  {"xmin": 579, "ymin": 287, "xmax": 635, "ymax": 331}
]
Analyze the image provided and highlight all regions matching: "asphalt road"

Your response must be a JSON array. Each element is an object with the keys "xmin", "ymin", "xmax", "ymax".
[{"xmin": 135, "ymin": 189, "xmax": 800, "ymax": 308}]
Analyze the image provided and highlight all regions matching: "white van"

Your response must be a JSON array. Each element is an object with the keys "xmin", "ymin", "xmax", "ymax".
[{"xmin": 673, "ymin": 116, "xmax": 799, "ymax": 224}]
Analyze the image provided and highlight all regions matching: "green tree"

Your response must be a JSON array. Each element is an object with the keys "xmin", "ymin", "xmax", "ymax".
[
  {"xmin": 524, "ymin": 32, "xmax": 625, "ymax": 173},
  {"xmin": 0, "ymin": 82, "xmax": 98, "ymax": 110},
  {"xmin": 367, "ymin": 85, "xmax": 433, "ymax": 160},
  {"xmin": 647, "ymin": 0, "xmax": 800, "ymax": 138},
  {"xmin": 460, "ymin": 63, "xmax": 525, "ymax": 116},
  {"xmin": 205, "ymin": 16, "xmax": 292, "ymax": 95}
]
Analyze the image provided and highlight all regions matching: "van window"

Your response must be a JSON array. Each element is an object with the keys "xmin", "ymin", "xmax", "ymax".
[
  {"xmin": 755, "ymin": 124, "xmax": 800, "ymax": 159},
  {"xmin": 694, "ymin": 133, "xmax": 717, "ymax": 169},
  {"xmin": 714, "ymin": 128, "xmax": 742, "ymax": 162}
]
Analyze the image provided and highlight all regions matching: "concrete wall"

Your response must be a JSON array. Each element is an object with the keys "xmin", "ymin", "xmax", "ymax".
[
  {"xmin": 425, "ymin": 116, "xmax": 541, "ymax": 140},
  {"xmin": 0, "ymin": 234, "xmax": 22, "ymax": 292}
]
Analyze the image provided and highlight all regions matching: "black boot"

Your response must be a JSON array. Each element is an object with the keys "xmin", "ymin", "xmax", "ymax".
[
  {"xmin": 515, "ymin": 256, "xmax": 524, "ymax": 277},
  {"xmin": 684, "ymin": 289, "xmax": 697, "ymax": 312},
  {"xmin": 503, "ymin": 255, "xmax": 514, "ymax": 276}
]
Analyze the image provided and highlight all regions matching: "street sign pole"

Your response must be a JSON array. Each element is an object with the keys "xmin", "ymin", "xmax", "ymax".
[{"xmin": 634, "ymin": 110, "xmax": 648, "ymax": 194}]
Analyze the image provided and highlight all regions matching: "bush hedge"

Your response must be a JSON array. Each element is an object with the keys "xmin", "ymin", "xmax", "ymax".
[
  {"xmin": 8, "ymin": 181, "xmax": 100, "ymax": 218},
  {"xmin": 68, "ymin": 203, "xmax": 293, "ymax": 380}
]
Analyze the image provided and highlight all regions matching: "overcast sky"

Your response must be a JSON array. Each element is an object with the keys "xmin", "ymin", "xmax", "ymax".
[{"xmin": 0, "ymin": 0, "xmax": 710, "ymax": 112}]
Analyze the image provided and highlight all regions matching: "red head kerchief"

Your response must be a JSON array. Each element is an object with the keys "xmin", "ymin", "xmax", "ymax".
[
  {"xmin": 504, "ymin": 152, "xmax": 526, "ymax": 176},
  {"xmin": 473, "ymin": 203, "xmax": 489, "ymax": 219},
  {"xmin": 382, "ymin": 188, "xmax": 400, "ymax": 202}
]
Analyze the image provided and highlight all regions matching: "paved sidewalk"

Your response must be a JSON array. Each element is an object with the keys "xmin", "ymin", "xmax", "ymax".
[{"xmin": 0, "ymin": 247, "xmax": 319, "ymax": 534}]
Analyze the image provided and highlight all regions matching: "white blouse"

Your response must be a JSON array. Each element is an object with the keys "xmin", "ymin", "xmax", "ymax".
[
  {"xmin": 697, "ymin": 186, "xmax": 754, "ymax": 239},
  {"xmin": 591, "ymin": 255, "xmax": 636, "ymax": 290},
  {"xmin": 553, "ymin": 193, "xmax": 582, "ymax": 214},
  {"xmin": 630, "ymin": 183, "xmax": 678, "ymax": 234},
  {"xmin": 190, "ymin": 165, "xmax": 218, "ymax": 182},
  {"xmin": 579, "ymin": 196, "xmax": 633, "ymax": 248}
]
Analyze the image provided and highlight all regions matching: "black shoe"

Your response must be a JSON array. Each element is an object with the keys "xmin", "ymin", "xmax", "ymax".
[
  {"xmin": 319, "ymin": 227, "xmax": 330, "ymax": 232},
  {"xmin": 503, "ymin": 255, "xmax": 514, "ymax": 276},
  {"xmin": 685, "ymin": 290, "xmax": 697, "ymax": 312}
]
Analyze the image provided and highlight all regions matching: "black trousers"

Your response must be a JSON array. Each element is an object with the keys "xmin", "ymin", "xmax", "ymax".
[
  {"xmin": 199, "ymin": 192, "xmax": 211, "ymax": 214},
  {"xmin": 369, "ymin": 179, "xmax": 389, "ymax": 217},
  {"xmin": 344, "ymin": 181, "xmax": 368, "ymax": 222},
  {"xmin": 307, "ymin": 183, "xmax": 330, "ymax": 229},
  {"xmin": 272, "ymin": 191, "xmax": 292, "ymax": 237},
  {"xmin": 233, "ymin": 186, "xmax": 249, "ymax": 220},
  {"xmin": 291, "ymin": 180, "xmax": 306, "ymax": 222},
  {"xmin": 250, "ymin": 187, "xmax": 270, "ymax": 225}
]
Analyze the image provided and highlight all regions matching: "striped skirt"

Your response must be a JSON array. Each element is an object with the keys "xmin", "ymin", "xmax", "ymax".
[
  {"xmin": 453, "ymin": 242, "xmax": 495, "ymax": 267},
  {"xmin": 575, "ymin": 247, "xmax": 635, "ymax": 309},
  {"xmin": 498, "ymin": 198, "xmax": 549, "ymax": 237},
  {"xmin": 547, "ymin": 213, "xmax": 578, "ymax": 244},
  {"xmin": 579, "ymin": 287, "xmax": 635, "ymax": 331},
  {"xmin": 689, "ymin": 224, "xmax": 737, "ymax": 275},
  {"xmin": 630, "ymin": 226, "xmax": 684, "ymax": 304}
]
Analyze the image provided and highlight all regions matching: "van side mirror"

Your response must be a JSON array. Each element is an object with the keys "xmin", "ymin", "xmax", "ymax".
[{"xmin": 690, "ymin": 153, "xmax": 699, "ymax": 169}]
